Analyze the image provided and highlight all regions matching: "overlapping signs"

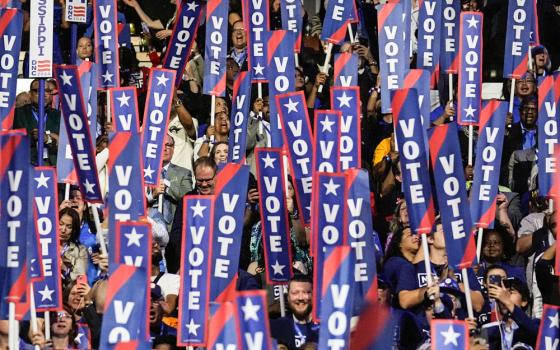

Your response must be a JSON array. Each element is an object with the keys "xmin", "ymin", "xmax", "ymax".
[
  {"xmin": 54, "ymin": 65, "xmax": 103, "ymax": 202},
  {"xmin": 535, "ymin": 304, "xmax": 560, "ymax": 350},
  {"xmin": 234, "ymin": 291, "xmax": 274, "ymax": 350},
  {"xmin": 110, "ymin": 86, "xmax": 140, "ymax": 132}
]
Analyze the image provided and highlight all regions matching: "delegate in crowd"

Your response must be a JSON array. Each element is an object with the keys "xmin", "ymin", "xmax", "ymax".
[{"xmin": 1, "ymin": 0, "xmax": 560, "ymax": 349}]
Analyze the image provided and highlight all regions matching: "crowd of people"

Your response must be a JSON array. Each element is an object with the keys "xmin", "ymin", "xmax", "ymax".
[{"xmin": 2, "ymin": 0, "xmax": 560, "ymax": 349}]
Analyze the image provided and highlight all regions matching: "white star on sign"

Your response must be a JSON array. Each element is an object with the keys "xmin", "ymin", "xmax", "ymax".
[
  {"xmin": 241, "ymin": 298, "xmax": 261, "ymax": 322},
  {"xmin": 323, "ymin": 178, "xmax": 340, "ymax": 196},
  {"xmin": 83, "ymin": 179, "xmax": 96, "ymax": 194},
  {"xmin": 336, "ymin": 91, "xmax": 353, "ymax": 108},
  {"xmin": 464, "ymin": 104, "xmax": 476, "ymax": 119},
  {"xmin": 59, "ymin": 70, "xmax": 73, "ymax": 86},
  {"xmin": 101, "ymin": 70, "xmax": 114, "ymax": 83},
  {"xmin": 320, "ymin": 115, "xmax": 335, "ymax": 133},
  {"xmin": 191, "ymin": 200, "xmax": 206, "ymax": 218},
  {"xmin": 186, "ymin": 318, "xmax": 201, "ymax": 335},
  {"xmin": 186, "ymin": 1, "xmax": 199, "ymax": 11},
  {"xmin": 271, "ymin": 260, "xmax": 285, "ymax": 275},
  {"xmin": 38, "ymin": 285, "xmax": 54, "ymax": 301},
  {"xmin": 253, "ymin": 62, "xmax": 265, "ymax": 76},
  {"xmin": 117, "ymin": 91, "xmax": 131, "ymax": 107},
  {"xmin": 262, "ymin": 153, "xmax": 276, "ymax": 168},
  {"xmin": 466, "ymin": 16, "xmax": 479, "ymax": 29},
  {"xmin": 549, "ymin": 312, "xmax": 559, "ymax": 328},
  {"xmin": 125, "ymin": 227, "xmax": 144, "ymax": 247},
  {"xmin": 74, "ymin": 333, "xmax": 84, "ymax": 344},
  {"xmin": 144, "ymin": 165, "xmax": 155, "ymax": 179},
  {"xmin": 156, "ymin": 73, "xmax": 169, "ymax": 87},
  {"xmin": 34, "ymin": 172, "xmax": 50, "ymax": 188},
  {"xmin": 440, "ymin": 325, "xmax": 461, "ymax": 346},
  {"xmin": 284, "ymin": 98, "xmax": 299, "ymax": 113}
]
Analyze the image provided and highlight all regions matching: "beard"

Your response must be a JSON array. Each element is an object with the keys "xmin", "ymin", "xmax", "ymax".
[{"xmin": 289, "ymin": 301, "xmax": 312, "ymax": 321}]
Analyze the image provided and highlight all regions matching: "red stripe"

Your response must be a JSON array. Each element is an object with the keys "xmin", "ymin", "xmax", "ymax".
[
  {"xmin": 267, "ymin": 30, "xmax": 285, "ymax": 63},
  {"xmin": 206, "ymin": 302, "xmax": 234, "ymax": 348},
  {"xmin": 0, "ymin": 134, "xmax": 22, "ymax": 180},
  {"xmin": 403, "ymin": 69, "xmax": 422, "ymax": 88},
  {"xmin": 349, "ymin": 303, "xmax": 390, "ymax": 350},
  {"xmin": 213, "ymin": 163, "xmax": 241, "ymax": 196},
  {"xmin": 418, "ymin": 197, "xmax": 436, "ymax": 234},
  {"xmin": 107, "ymin": 132, "xmax": 130, "ymax": 174},
  {"xmin": 377, "ymin": 3, "xmax": 394, "ymax": 29},
  {"xmin": 213, "ymin": 74, "xmax": 227, "ymax": 97},
  {"xmin": 476, "ymin": 198, "xmax": 497, "ymax": 228},
  {"xmin": 328, "ymin": 22, "xmax": 348, "ymax": 44},
  {"xmin": 1, "ymin": 104, "xmax": 14, "ymax": 129},
  {"xmin": 479, "ymin": 99, "xmax": 500, "ymax": 130},
  {"xmin": 428, "ymin": 124, "xmax": 449, "ymax": 169},
  {"xmin": 321, "ymin": 246, "xmax": 350, "ymax": 296},
  {"xmin": 459, "ymin": 232, "xmax": 477, "ymax": 268},
  {"xmin": 334, "ymin": 53, "xmax": 352, "ymax": 82},
  {"xmin": 214, "ymin": 275, "xmax": 238, "ymax": 303},
  {"xmin": 391, "ymin": 88, "xmax": 409, "ymax": 124},
  {"xmin": 538, "ymin": 76, "xmax": 553, "ymax": 110},
  {"xmin": 0, "ymin": 9, "xmax": 17, "ymax": 38},
  {"xmin": 511, "ymin": 53, "xmax": 529, "ymax": 79},
  {"xmin": 206, "ymin": 0, "xmax": 220, "ymax": 19},
  {"xmin": 78, "ymin": 60, "xmax": 92, "ymax": 78},
  {"xmin": 7, "ymin": 263, "xmax": 27, "ymax": 302},
  {"xmin": 103, "ymin": 265, "xmax": 135, "ymax": 312}
]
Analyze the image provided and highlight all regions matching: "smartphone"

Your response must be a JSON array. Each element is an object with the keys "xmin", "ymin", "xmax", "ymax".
[
  {"xmin": 488, "ymin": 274, "xmax": 502, "ymax": 286},
  {"xmin": 77, "ymin": 275, "xmax": 88, "ymax": 285}
]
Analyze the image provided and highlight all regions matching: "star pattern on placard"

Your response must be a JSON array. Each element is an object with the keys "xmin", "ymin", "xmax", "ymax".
[
  {"xmin": 59, "ymin": 70, "xmax": 73, "ymax": 86},
  {"xmin": 253, "ymin": 63, "xmax": 265, "ymax": 76},
  {"xmin": 156, "ymin": 73, "xmax": 169, "ymax": 87},
  {"xmin": 320, "ymin": 116, "xmax": 335, "ymax": 133},
  {"xmin": 83, "ymin": 179, "xmax": 96, "ymax": 194},
  {"xmin": 186, "ymin": 1, "xmax": 199, "ymax": 11},
  {"xmin": 284, "ymin": 98, "xmax": 299, "ymax": 113},
  {"xmin": 144, "ymin": 165, "xmax": 155, "ymax": 179},
  {"xmin": 466, "ymin": 16, "xmax": 479, "ymax": 29},
  {"xmin": 464, "ymin": 104, "xmax": 476, "ymax": 119},
  {"xmin": 191, "ymin": 200, "xmax": 206, "ymax": 218},
  {"xmin": 323, "ymin": 179, "xmax": 340, "ymax": 196},
  {"xmin": 117, "ymin": 92, "xmax": 131, "ymax": 107},
  {"xmin": 101, "ymin": 70, "xmax": 114, "ymax": 83},
  {"xmin": 186, "ymin": 318, "xmax": 201, "ymax": 335},
  {"xmin": 124, "ymin": 227, "xmax": 143, "ymax": 247},
  {"xmin": 262, "ymin": 153, "xmax": 277, "ymax": 168},
  {"xmin": 549, "ymin": 312, "xmax": 559, "ymax": 328},
  {"xmin": 336, "ymin": 91, "xmax": 353, "ymax": 108},
  {"xmin": 38, "ymin": 285, "xmax": 54, "ymax": 301},
  {"xmin": 34, "ymin": 172, "xmax": 50, "ymax": 188},
  {"xmin": 271, "ymin": 260, "xmax": 285, "ymax": 275},
  {"xmin": 440, "ymin": 325, "xmax": 461, "ymax": 346},
  {"xmin": 241, "ymin": 298, "xmax": 261, "ymax": 322}
]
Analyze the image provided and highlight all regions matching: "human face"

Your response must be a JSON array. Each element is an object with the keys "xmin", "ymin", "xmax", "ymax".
[
  {"xmin": 535, "ymin": 52, "xmax": 548, "ymax": 68},
  {"xmin": 215, "ymin": 112, "xmax": 230, "ymax": 135},
  {"xmin": 162, "ymin": 134, "xmax": 174, "ymax": 165},
  {"xmin": 287, "ymin": 181, "xmax": 295, "ymax": 200},
  {"xmin": 482, "ymin": 231, "xmax": 503, "ymax": 262},
  {"xmin": 295, "ymin": 69, "xmax": 305, "ymax": 90},
  {"xmin": 398, "ymin": 201, "xmax": 409, "ymax": 225},
  {"xmin": 515, "ymin": 76, "xmax": 536, "ymax": 97},
  {"xmin": 484, "ymin": 267, "xmax": 507, "ymax": 288},
  {"xmin": 77, "ymin": 37, "xmax": 93, "ymax": 60},
  {"xmin": 59, "ymin": 214, "xmax": 74, "ymax": 243},
  {"xmin": 432, "ymin": 224, "xmax": 446, "ymax": 250},
  {"xmin": 231, "ymin": 21, "xmax": 246, "ymax": 50},
  {"xmin": 29, "ymin": 80, "xmax": 54, "ymax": 107},
  {"xmin": 195, "ymin": 165, "xmax": 216, "ymax": 195},
  {"xmin": 67, "ymin": 284, "xmax": 82, "ymax": 311},
  {"xmin": 70, "ymin": 190, "xmax": 85, "ymax": 216},
  {"xmin": 52, "ymin": 311, "xmax": 72, "ymax": 337},
  {"xmin": 213, "ymin": 143, "xmax": 228, "ymax": 164},
  {"xmin": 215, "ymin": 97, "xmax": 228, "ymax": 114},
  {"xmin": 226, "ymin": 60, "xmax": 239, "ymax": 82},
  {"xmin": 399, "ymin": 228, "xmax": 420, "ymax": 255},
  {"xmin": 288, "ymin": 281, "xmax": 312, "ymax": 321},
  {"xmin": 520, "ymin": 101, "xmax": 537, "ymax": 128}
]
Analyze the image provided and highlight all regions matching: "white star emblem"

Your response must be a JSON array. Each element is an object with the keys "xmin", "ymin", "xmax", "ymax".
[
  {"xmin": 253, "ymin": 62, "xmax": 265, "ymax": 76},
  {"xmin": 116, "ymin": 91, "xmax": 131, "ymax": 107},
  {"xmin": 284, "ymin": 98, "xmax": 299, "ymax": 113},
  {"xmin": 241, "ymin": 298, "xmax": 261, "ymax": 322},
  {"xmin": 34, "ymin": 172, "xmax": 50, "ymax": 188},
  {"xmin": 101, "ymin": 70, "xmax": 114, "ymax": 83},
  {"xmin": 124, "ymin": 227, "xmax": 143, "ymax": 247},
  {"xmin": 186, "ymin": 1, "xmax": 199, "ymax": 11},
  {"xmin": 440, "ymin": 325, "xmax": 461, "ymax": 346},
  {"xmin": 262, "ymin": 153, "xmax": 277, "ymax": 168},
  {"xmin": 38, "ymin": 285, "xmax": 54, "ymax": 301},
  {"xmin": 336, "ymin": 91, "xmax": 353, "ymax": 108},
  {"xmin": 144, "ymin": 165, "xmax": 155, "ymax": 179},
  {"xmin": 156, "ymin": 73, "xmax": 169, "ymax": 87},
  {"xmin": 323, "ymin": 178, "xmax": 340, "ymax": 196},
  {"xmin": 186, "ymin": 318, "xmax": 201, "ymax": 335},
  {"xmin": 59, "ymin": 70, "xmax": 73, "ymax": 86},
  {"xmin": 83, "ymin": 179, "xmax": 96, "ymax": 194},
  {"xmin": 271, "ymin": 260, "xmax": 285, "ymax": 275},
  {"xmin": 320, "ymin": 115, "xmax": 335, "ymax": 133},
  {"xmin": 466, "ymin": 16, "xmax": 479, "ymax": 29},
  {"xmin": 549, "ymin": 312, "xmax": 559, "ymax": 328},
  {"xmin": 74, "ymin": 333, "xmax": 84, "ymax": 344},
  {"xmin": 191, "ymin": 200, "xmax": 206, "ymax": 218},
  {"xmin": 464, "ymin": 104, "xmax": 476, "ymax": 119}
]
